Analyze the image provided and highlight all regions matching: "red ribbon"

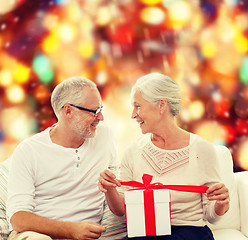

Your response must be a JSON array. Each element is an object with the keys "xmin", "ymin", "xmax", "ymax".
[
  {"xmin": 143, "ymin": 189, "xmax": 156, "ymax": 236},
  {"xmin": 122, "ymin": 174, "xmax": 209, "ymax": 236},
  {"xmin": 120, "ymin": 174, "xmax": 209, "ymax": 193}
]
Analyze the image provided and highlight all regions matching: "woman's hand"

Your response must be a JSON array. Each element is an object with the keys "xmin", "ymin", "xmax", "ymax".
[
  {"xmin": 207, "ymin": 183, "xmax": 230, "ymax": 216},
  {"xmin": 98, "ymin": 169, "xmax": 121, "ymax": 193}
]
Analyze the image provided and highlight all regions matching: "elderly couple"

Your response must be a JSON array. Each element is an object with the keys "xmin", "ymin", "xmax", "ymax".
[{"xmin": 7, "ymin": 73, "xmax": 230, "ymax": 240}]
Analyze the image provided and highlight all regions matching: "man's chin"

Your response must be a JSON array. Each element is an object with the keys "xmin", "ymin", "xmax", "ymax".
[{"xmin": 84, "ymin": 130, "xmax": 96, "ymax": 139}]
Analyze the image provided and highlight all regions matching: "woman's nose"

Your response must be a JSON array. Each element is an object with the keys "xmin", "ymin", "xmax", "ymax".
[{"xmin": 131, "ymin": 109, "xmax": 137, "ymax": 119}]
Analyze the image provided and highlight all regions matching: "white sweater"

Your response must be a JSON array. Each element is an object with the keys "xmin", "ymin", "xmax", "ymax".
[
  {"xmin": 120, "ymin": 133, "xmax": 221, "ymax": 226},
  {"xmin": 7, "ymin": 123, "xmax": 119, "ymax": 227}
]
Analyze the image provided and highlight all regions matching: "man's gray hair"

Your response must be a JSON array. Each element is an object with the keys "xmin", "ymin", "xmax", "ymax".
[
  {"xmin": 51, "ymin": 76, "xmax": 97, "ymax": 118},
  {"xmin": 131, "ymin": 73, "xmax": 182, "ymax": 116}
]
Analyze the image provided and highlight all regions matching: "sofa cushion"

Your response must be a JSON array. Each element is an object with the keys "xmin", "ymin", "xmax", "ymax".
[
  {"xmin": 235, "ymin": 171, "xmax": 248, "ymax": 237},
  {"xmin": 208, "ymin": 145, "xmax": 240, "ymax": 231},
  {"xmin": 0, "ymin": 159, "xmax": 10, "ymax": 240},
  {"xmin": 100, "ymin": 202, "xmax": 127, "ymax": 239},
  {"xmin": 213, "ymin": 229, "xmax": 248, "ymax": 240}
]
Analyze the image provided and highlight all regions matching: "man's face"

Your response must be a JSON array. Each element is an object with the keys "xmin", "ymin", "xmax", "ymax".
[{"xmin": 70, "ymin": 87, "xmax": 104, "ymax": 139}]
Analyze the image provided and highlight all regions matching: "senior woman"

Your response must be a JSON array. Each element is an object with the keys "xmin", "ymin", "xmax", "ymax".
[{"xmin": 99, "ymin": 73, "xmax": 230, "ymax": 240}]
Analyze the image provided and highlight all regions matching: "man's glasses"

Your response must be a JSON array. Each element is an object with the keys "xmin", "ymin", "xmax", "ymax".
[{"xmin": 65, "ymin": 104, "xmax": 103, "ymax": 117}]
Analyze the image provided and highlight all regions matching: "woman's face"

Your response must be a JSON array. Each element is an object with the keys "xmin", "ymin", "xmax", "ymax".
[{"xmin": 131, "ymin": 91, "xmax": 160, "ymax": 134}]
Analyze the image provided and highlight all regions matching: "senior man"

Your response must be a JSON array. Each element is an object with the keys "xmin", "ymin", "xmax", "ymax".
[{"xmin": 7, "ymin": 76, "xmax": 119, "ymax": 240}]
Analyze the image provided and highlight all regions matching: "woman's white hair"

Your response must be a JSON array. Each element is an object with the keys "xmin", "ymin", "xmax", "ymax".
[
  {"xmin": 131, "ymin": 73, "xmax": 182, "ymax": 116},
  {"xmin": 51, "ymin": 76, "xmax": 97, "ymax": 119}
]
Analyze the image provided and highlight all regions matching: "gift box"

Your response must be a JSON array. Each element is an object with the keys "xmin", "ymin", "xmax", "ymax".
[
  {"xmin": 121, "ymin": 174, "xmax": 209, "ymax": 238},
  {"xmin": 124, "ymin": 189, "xmax": 171, "ymax": 237}
]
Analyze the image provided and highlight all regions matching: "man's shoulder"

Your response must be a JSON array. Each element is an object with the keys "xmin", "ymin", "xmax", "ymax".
[{"xmin": 16, "ymin": 128, "xmax": 50, "ymax": 148}]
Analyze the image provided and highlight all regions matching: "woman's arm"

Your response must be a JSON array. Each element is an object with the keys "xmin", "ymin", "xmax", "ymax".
[
  {"xmin": 207, "ymin": 183, "xmax": 230, "ymax": 216},
  {"xmin": 98, "ymin": 169, "xmax": 125, "ymax": 216}
]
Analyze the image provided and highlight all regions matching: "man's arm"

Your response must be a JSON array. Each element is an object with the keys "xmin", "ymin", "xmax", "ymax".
[{"xmin": 11, "ymin": 211, "xmax": 106, "ymax": 240}]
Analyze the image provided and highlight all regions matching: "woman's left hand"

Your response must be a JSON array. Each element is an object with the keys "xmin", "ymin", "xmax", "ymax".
[{"xmin": 207, "ymin": 183, "xmax": 230, "ymax": 216}]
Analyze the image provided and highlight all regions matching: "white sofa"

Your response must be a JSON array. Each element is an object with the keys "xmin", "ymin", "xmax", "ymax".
[{"xmin": 0, "ymin": 145, "xmax": 248, "ymax": 240}]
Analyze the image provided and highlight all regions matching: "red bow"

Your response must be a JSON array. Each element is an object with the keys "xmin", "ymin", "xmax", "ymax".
[{"xmin": 120, "ymin": 174, "xmax": 209, "ymax": 193}]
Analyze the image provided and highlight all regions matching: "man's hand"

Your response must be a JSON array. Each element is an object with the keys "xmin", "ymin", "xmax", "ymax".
[
  {"xmin": 71, "ymin": 222, "xmax": 106, "ymax": 240},
  {"xmin": 207, "ymin": 183, "xmax": 230, "ymax": 216},
  {"xmin": 98, "ymin": 169, "xmax": 121, "ymax": 193}
]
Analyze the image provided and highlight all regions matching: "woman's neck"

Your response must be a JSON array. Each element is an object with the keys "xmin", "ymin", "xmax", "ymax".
[{"xmin": 151, "ymin": 126, "xmax": 190, "ymax": 150}]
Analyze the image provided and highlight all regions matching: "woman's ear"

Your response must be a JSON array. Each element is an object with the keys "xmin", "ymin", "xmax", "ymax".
[{"xmin": 159, "ymin": 99, "xmax": 167, "ymax": 114}]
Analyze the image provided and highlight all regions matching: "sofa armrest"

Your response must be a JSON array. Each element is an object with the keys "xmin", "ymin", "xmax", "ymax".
[{"xmin": 235, "ymin": 171, "xmax": 248, "ymax": 238}]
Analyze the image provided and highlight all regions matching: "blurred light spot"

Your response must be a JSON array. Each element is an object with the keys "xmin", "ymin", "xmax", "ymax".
[
  {"xmin": 211, "ymin": 45, "xmax": 242, "ymax": 75},
  {"xmin": 235, "ymin": 33, "xmax": 248, "ymax": 53},
  {"xmin": 59, "ymin": 51, "xmax": 82, "ymax": 75},
  {"xmin": 217, "ymin": 21, "xmax": 235, "ymax": 43},
  {"xmin": 42, "ymin": 33, "xmax": 59, "ymax": 53},
  {"xmin": 78, "ymin": 41, "xmax": 95, "ymax": 59},
  {"xmin": 180, "ymin": 109, "xmax": 191, "ymax": 122},
  {"xmin": 237, "ymin": 139, "xmax": 248, "ymax": 169},
  {"xmin": 1, "ymin": 24, "xmax": 6, "ymax": 30},
  {"xmin": 58, "ymin": 23, "xmax": 77, "ymax": 43},
  {"xmin": 224, "ymin": 125, "xmax": 236, "ymax": 144},
  {"xmin": 140, "ymin": 0, "xmax": 162, "ymax": 5},
  {"xmin": 194, "ymin": 120, "xmax": 226, "ymax": 144},
  {"xmin": 235, "ymin": 100, "xmax": 248, "ymax": 118},
  {"xmin": 240, "ymin": 55, "xmax": 248, "ymax": 84},
  {"xmin": 140, "ymin": 7, "xmax": 165, "ymax": 25},
  {"xmin": 80, "ymin": 16, "xmax": 94, "ymax": 32},
  {"xmin": 66, "ymin": 2, "xmax": 82, "ymax": 22},
  {"xmin": 55, "ymin": 0, "xmax": 68, "ymax": 5},
  {"xmin": 1, "ymin": 107, "xmax": 37, "ymax": 141},
  {"xmin": 42, "ymin": 14, "xmax": 59, "ymax": 30},
  {"xmin": 32, "ymin": 55, "xmax": 54, "ymax": 84},
  {"xmin": 0, "ymin": 69, "xmax": 12, "ymax": 87},
  {"xmin": 34, "ymin": 85, "xmax": 51, "ymax": 103},
  {"xmin": 0, "ymin": 0, "xmax": 18, "ymax": 14},
  {"xmin": 214, "ymin": 99, "xmax": 231, "ymax": 118},
  {"xmin": 6, "ymin": 85, "xmax": 25, "ymax": 103},
  {"xmin": 201, "ymin": 41, "xmax": 217, "ymax": 59},
  {"xmin": 235, "ymin": 118, "xmax": 248, "ymax": 135},
  {"xmin": 243, "ymin": 86, "xmax": 248, "ymax": 102},
  {"xmin": 167, "ymin": 1, "xmax": 191, "ymax": 29},
  {"xmin": 189, "ymin": 100, "xmax": 205, "ymax": 120},
  {"xmin": 96, "ymin": 71, "xmax": 108, "ymax": 86},
  {"xmin": 235, "ymin": 13, "xmax": 248, "ymax": 31},
  {"xmin": 13, "ymin": 64, "xmax": 30, "ymax": 84},
  {"xmin": 211, "ymin": 91, "xmax": 221, "ymax": 101},
  {"xmin": 96, "ymin": 6, "xmax": 112, "ymax": 26},
  {"xmin": 224, "ymin": 0, "xmax": 238, "ymax": 6},
  {"xmin": 188, "ymin": 73, "xmax": 200, "ymax": 86}
]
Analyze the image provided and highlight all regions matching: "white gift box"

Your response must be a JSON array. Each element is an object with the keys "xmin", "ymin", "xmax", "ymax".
[{"xmin": 124, "ymin": 188, "xmax": 171, "ymax": 238}]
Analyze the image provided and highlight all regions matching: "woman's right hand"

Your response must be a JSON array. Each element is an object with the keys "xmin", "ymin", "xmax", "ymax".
[{"xmin": 98, "ymin": 169, "xmax": 121, "ymax": 193}]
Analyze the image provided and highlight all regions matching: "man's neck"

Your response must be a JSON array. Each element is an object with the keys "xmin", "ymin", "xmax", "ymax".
[{"xmin": 49, "ymin": 124, "xmax": 85, "ymax": 149}]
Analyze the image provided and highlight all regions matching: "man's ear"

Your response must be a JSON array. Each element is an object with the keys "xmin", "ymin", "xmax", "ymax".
[{"xmin": 62, "ymin": 104, "xmax": 72, "ymax": 118}]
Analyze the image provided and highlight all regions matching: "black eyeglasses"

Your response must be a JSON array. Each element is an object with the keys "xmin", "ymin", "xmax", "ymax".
[{"xmin": 65, "ymin": 104, "xmax": 103, "ymax": 117}]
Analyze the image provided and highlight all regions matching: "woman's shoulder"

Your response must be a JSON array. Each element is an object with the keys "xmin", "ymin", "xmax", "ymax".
[
  {"xmin": 191, "ymin": 133, "xmax": 218, "ymax": 161},
  {"xmin": 191, "ymin": 133, "xmax": 214, "ymax": 149}
]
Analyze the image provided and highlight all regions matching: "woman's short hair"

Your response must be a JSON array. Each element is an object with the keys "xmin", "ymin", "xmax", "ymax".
[
  {"xmin": 131, "ymin": 73, "xmax": 182, "ymax": 116},
  {"xmin": 51, "ymin": 76, "xmax": 97, "ymax": 118}
]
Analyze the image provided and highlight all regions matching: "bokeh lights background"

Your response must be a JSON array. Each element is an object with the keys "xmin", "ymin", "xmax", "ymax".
[{"xmin": 0, "ymin": 0, "xmax": 248, "ymax": 171}]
